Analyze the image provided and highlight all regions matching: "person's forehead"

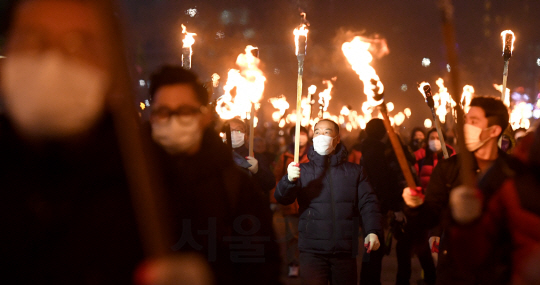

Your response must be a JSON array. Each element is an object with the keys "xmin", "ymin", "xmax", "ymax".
[
  {"xmin": 315, "ymin": 121, "xmax": 335, "ymax": 131},
  {"xmin": 153, "ymin": 84, "xmax": 199, "ymax": 108},
  {"xmin": 13, "ymin": 1, "xmax": 104, "ymax": 40},
  {"xmin": 229, "ymin": 121, "xmax": 245, "ymax": 130},
  {"xmin": 466, "ymin": 106, "xmax": 486, "ymax": 119},
  {"xmin": 415, "ymin": 131, "xmax": 424, "ymax": 136}
]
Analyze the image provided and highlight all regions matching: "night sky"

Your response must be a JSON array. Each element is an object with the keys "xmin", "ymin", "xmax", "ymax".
[{"xmin": 2, "ymin": 0, "xmax": 540, "ymax": 129}]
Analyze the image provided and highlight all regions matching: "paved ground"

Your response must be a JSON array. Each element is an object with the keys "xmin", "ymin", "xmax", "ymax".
[{"xmin": 273, "ymin": 213, "xmax": 425, "ymax": 285}]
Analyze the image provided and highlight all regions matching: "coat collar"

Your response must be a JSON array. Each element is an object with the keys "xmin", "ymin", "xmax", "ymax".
[{"xmin": 307, "ymin": 142, "xmax": 348, "ymax": 167}]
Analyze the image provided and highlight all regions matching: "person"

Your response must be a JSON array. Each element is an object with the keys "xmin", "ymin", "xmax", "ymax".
[
  {"xmin": 409, "ymin": 127, "xmax": 426, "ymax": 152},
  {"xmin": 414, "ymin": 128, "xmax": 456, "ymax": 189},
  {"xmin": 148, "ymin": 65, "xmax": 281, "ymax": 285},
  {"xmin": 0, "ymin": 0, "xmax": 150, "ymax": 283},
  {"xmin": 361, "ymin": 119, "xmax": 435, "ymax": 285},
  {"xmin": 224, "ymin": 117, "xmax": 276, "ymax": 194},
  {"xmin": 403, "ymin": 96, "xmax": 510, "ymax": 284},
  {"xmin": 347, "ymin": 130, "xmax": 367, "ymax": 164},
  {"xmin": 271, "ymin": 125, "xmax": 311, "ymax": 277},
  {"xmin": 275, "ymin": 119, "xmax": 383, "ymax": 285}
]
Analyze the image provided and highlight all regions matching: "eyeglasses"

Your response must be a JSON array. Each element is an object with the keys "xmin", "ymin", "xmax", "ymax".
[{"xmin": 151, "ymin": 105, "xmax": 207, "ymax": 122}]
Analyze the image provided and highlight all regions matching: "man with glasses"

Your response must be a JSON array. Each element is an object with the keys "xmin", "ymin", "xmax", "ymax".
[{"xmin": 148, "ymin": 66, "xmax": 281, "ymax": 285}]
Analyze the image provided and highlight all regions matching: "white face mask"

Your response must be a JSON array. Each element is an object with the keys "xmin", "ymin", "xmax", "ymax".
[
  {"xmin": 231, "ymin": 131, "xmax": 245, "ymax": 148},
  {"xmin": 1, "ymin": 51, "xmax": 108, "ymax": 139},
  {"xmin": 313, "ymin": 135, "xmax": 336, "ymax": 156},
  {"xmin": 464, "ymin": 123, "xmax": 493, "ymax": 152},
  {"xmin": 428, "ymin": 139, "xmax": 442, "ymax": 152},
  {"xmin": 152, "ymin": 115, "xmax": 203, "ymax": 155}
]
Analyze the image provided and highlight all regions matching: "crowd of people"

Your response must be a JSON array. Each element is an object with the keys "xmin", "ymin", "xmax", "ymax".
[{"xmin": 1, "ymin": 0, "xmax": 539, "ymax": 285}]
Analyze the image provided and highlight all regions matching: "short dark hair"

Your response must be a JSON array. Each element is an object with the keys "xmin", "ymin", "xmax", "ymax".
[
  {"xmin": 223, "ymin": 117, "xmax": 248, "ymax": 133},
  {"xmin": 365, "ymin": 118, "xmax": 386, "ymax": 140},
  {"xmin": 149, "ymin": 65, "xmax": 209, "ymax": 106},
  {"xmin": 288, "ymin": 125, "xmax": 309, "ymax": 137},
  {"xmin": 315, "ymin": 119, "xmax": 340, "ymax": 134},
  {"xmin": 469, "ymin": 96, "xmax": 509, "ymax": 137}
]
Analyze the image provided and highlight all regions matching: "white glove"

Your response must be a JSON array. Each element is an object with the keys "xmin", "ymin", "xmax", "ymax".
[
  {"xmin": 450, "ymin": 185, "xmax": 482, "ymax": 224},
  {"xmin": 394, "ymin": 211, "xmax": 406, "ymax": 223},
  {"xmin": 402, "ymin": 187, "xmax": 425, "ymax": 208},
  {"xmin": 287, "ymin": 162, "xmax": 300, "ymax": 182},
  {"xmin": 364, "ymin": 233, "xmax": 380, "ymax": 253},
  {"xmin": 245, "ymin": 156, "xmax": 258, "ymax": 174}
]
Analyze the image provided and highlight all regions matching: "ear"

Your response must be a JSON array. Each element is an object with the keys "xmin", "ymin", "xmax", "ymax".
[
  {"xmin": 335, "ymin": 135, "xmax": 341, "ymax": 145},
  {"xmin": 490, "ymin": 125, "xmax": 503, "ymax": 138}
]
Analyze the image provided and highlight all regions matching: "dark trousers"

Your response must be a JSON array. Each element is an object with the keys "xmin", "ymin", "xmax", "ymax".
[
  {"xmin": 395, "ymin": 229, "xmax": 436, "ymax": 285},
  {"xmin": 299, "ymin": 252, "xmax": 357, "ymax": 285}
]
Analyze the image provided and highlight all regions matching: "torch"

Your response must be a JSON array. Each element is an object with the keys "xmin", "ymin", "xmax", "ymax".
[
  {"xmin": 419, "ymin": 83, "xmax": 449, "ymax": 159},
  {"xmin": 248, "ymin": 47, "xmax": 260, "ymax": 157},
  {"xmin": 293, "ymin": 13, "xmax": 309, "ymax": 163},
  {"xmin": 501, "ymin": 30, "xmax": 515, "ymax": 105},
  {"xmin": 181, "ymin": 24, "xmax": 196, "ymax": 70}
]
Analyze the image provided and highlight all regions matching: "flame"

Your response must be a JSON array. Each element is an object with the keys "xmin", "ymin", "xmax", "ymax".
[
  {"xmin": 417, "ymin": 82, "xmax": 430, "ymax": 99},
  {"xmin": 493, "ymin": 84, "xmax": 511, "ymax": 107},
  {"xmin": 404, "ymin": 108, "xmax": 411, "ymax": 118},
  {"xmin": 269, "ymin": 95, "xmax": 290, "ymax": 122},
  {"xmin": 279, "ymin": 119, "xmax": 286, "ymax": 128},
  {"xmin": 386, "ymin": 102, "xmax": 394, "ymax": 112},
  {"xmin": 308, "ymin": 85, "xmax": 317, "ymax": 96},
  {"xmin": 140, "ymin": 102, "xmax": 146, "ymax": 110},
  {"xmin": 318, "ymin": 79, "xmax": 334, "ymax": 112},
  {"xmin": 394, "ymin": 112, "xmax": 405, "ymax": 126},
  {"xmin": 424, "ymin": 118, "xmax": 433, "ymax": 129},
  {"xmin": 342, "ymin": 36, "xmax": 389, "ymax": 107},
  {"xmin": 509, "ymin": 102, "xmax": 533, "ymax": 130},
  {"xmin": 211, "ymin": 73, "xmax": 220, "ymax": 87},
  {"xmin": 215, "ymin": 46, "xmax": 266, "ymax": 120},
  {"xmin": 461, "ymin": 85, "xmax": 475, "ymax": 113},
  {"xmin": 293, "ymin": 13, "xmax": 309, "ymax": 56},
  {"xmin": 501, "ymin": 30, "xmax": 516, "ymax": 53},
  {"xmin": 181, "ymin": 24, "xmax": 197, "ymax": 49},
  {"xmin": 340, "ymin": 106, "xmax": 350, "ymax": 116}
]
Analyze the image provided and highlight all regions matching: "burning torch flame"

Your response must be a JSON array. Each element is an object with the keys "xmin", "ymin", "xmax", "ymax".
[
  {"xmin": 181, "ymin": 24, "xmax": 197, "ymax": 49},
  {"xmin": 215, "ymin": 45, "xmax": 266, "ymax": 120},
  {"xmin": 424, "ymin": 119, "xmax": 433, "ymax": 129},
  {"xmin": 404, "ymin": 108, "xmax": 411, "ymax": 118},
  {"xmin": 461, "ymin": 85, "xmax": 475, "ymax": 113},
  {"xmin": 318, "ymin": 79, "xmax": 334, "ymax": 112},
  {"xmin": 342, "ymin": 36, "xmax": 389, "ymax": 107},
  {"xmin": 269, "ymin": 95, "xmax": 290, "ymax": 122},
  {"xmin": 501, "ymin": 30, "xmax": 515, "ymax": 59},
  {"xmin": 211, "ymin": 73, "xmax": 220, "ymax": 88},
  {"xmin": 294, "ymin": 13, "xmax": 309, "ymax": 56},
  {"xmin": 308, "ymin": 85, "xmax": 317, "ymax": 97}
]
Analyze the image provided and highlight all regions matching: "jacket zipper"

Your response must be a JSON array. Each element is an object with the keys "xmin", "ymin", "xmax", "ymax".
[{"xmin": 326, "ymin": 158, "xmax": 338, "ymax": 254}]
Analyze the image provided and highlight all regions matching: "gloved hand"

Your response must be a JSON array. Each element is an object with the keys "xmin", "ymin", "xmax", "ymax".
[
  {"xmin": 450, "ymin": 185, "xmax": 482, "ymax": 224},
  {"xmin": 245, "ymin": 156, "xmax": 258, "ymax": 174},
  {"xmin": 364, "ymin": 233, "xmax": 380, "ymax": 253},
  {"xmin": 428, "ymin": 236, "xmax": 440, "ymax": 253},
  {"xmin": 287, "ymin": 162, "xmax": 300, "ymax": 182},
  {"xmin": 394, "ymin": 211, "xmax": 406, "ymax": 224},
  {"xmin": 402, "ymin": 187, "xmax": 425, "ymax": 208}
]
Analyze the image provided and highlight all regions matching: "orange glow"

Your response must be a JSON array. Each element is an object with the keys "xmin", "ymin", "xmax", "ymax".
[
  {"xmin": 181, "ymin": 24, "xmax": 196, "ymax": 48},
  {"xmin": 501, "ymin": 30, "xmax": 516, "ymax": 53},
  {"xmin": 461, "ymin": 85, "xmax": 475, "ymax": 113},
  {"xmin": 269, "ymin": 95, "xmax": 289, "ymax": 122},
  {"xmin": 293, "ymin": 13, "xmax": 309, "ymax": 56},
  {"xmin": 318, "ymin": 79, "xmax": 335, "ymax": 112}
]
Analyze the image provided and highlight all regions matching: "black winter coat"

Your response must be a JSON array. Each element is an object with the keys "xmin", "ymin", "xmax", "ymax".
[
  {"xmin": 233, "ymin": 144, "xmax": 276, "ymax": 193},
  {"xmin": 274, "ymin": 143, "xmax": 382, "ymax": 255}
]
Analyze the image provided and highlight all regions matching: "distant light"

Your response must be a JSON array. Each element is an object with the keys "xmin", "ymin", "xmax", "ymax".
[
  {"xmin": 537, "ymin": 58, "xmax": 540, "ymax": 66},
  {"xmin": 145, "ymin": 99, "xmax": 150, "ymax": 107},
  {"xmin": 386, "ymin": 102, "xmax": 395, "ymax": 112},
  {"xmin": 401, "ymin": 84, "xmax": 408, "ymax": 92},
  {"xmin": 216, "ymin": 31, "xmax": 225, "ymax": 39},
  {"xmin": 0, "ymin": 55, "xmax": 5, "ymax": 59},
  {"xmin": 140, "ymin": 102, "xmax": 145, "ymax": 110},
  {"xmin": 422, "ymin": 58, "xmax": 431, "ymax": 67},
  {"xmin": 185, "ymin": 8, "xmax": 198, "ymax": 17},
  {"xmin": 139, "ymin": 80, "xmax": 146, "ymax": 87},
  {"xmin": 404, "ymin": 108, "xmax": 411, "ymax": 118},
  {"xmin": 243, "ymin": 29, "xmax": 255, "ymax": 39},
  {"xmin": 221, "ymin": 10, "xmax": 232, "ymax": 25},
  {"xmin": 424, "ymin": 118, "xmax": 433, "ymax": 128},
  {"xmin": 273, "ymin": 68, "xmax": 280, "ymax": 75},
  {"xmin": 447, "ymin": 64, "xmax": 451, "ymax": 72},
  {"xmin": 533, "ymin": 109, "xmax": 540, "ymax": 119}
]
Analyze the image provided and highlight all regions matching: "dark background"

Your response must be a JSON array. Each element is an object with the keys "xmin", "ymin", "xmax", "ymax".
[{"xmin": 1, "ymin": 0, "xmax": 539, "ymax": 129}]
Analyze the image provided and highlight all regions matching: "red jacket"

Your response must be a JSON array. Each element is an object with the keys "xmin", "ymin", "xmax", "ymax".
[
  {"xmin": 414, "ymin": 145, "xmax": 455, "ymax": 189},
  {"xmin": 347, "ymin": 149, "xmax": 363, "ymax": 165},
  {"xmin": 270, "ymin": 144, "xmax": 310, "ymax": 215}
]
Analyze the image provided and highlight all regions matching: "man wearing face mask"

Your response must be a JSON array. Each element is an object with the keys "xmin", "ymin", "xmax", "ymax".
[
  {"xmin": 224, "ymin": 118, "xmax": 276, "ymax": 194},
  {"xmin": 270, "ymin": 126, "xmax": 311, "ymax": 277},
  {"xmin": 0, "ymin": 0, "xmax": 150, "ymax": 283},
  {"xmin": 275, "ymin": 119, "xmax": 383, "ymax": 285},
  {"xmin": 402, "ymin": 96, "xmax": 510, "ymax": 284},
  {"xmin": 148, "ymin": 66, "xmax": 281, "ymax": 285}
]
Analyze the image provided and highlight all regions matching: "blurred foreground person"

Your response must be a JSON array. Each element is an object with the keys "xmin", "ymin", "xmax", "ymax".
[
  {"xmin": 403, "ymin": 96, "xmax": 509, "ymax": 284},
  {"xmin": 271, "ymin": 125, "xmax": 311, "ymax": 277},
  {"xmin": 0, "ymin": 0, "xmax": 177, "ymax": 283},
  {"xmin": 275, "ymin": 119, "xmax": 382, "ymax": 285},
  {"xmin": 409, "ymin": 127, "xmax": 426, "ymax": 152},
  {"xmin": 148, "ymin": 66, "xmax": 281, "ymax": 285}
]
